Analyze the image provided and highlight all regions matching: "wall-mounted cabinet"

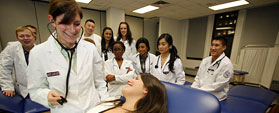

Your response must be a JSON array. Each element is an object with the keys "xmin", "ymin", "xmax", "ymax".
[{"xmin": 213, "ymin": 11, "xmax": 238, "ymax": 58}]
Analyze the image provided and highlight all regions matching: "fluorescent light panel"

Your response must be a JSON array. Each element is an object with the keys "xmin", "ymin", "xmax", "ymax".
[
  {"xmin": 133, "ymin": 5, "xmax": 159, "ymax": 14},
  {"xmin": 75, "ymin": 0, "xmax": 91, "ymax": 4},
  {"xmin": 209, "ymin": 0, "xmax": 249, "ymax": 11}
]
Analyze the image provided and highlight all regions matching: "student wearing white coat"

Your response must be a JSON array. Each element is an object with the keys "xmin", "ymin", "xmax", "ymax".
[
  {"xmin": 0, "ymin": 26, "xmax": 35, "ymax": 98},
  {"xmin": 27, "ymin": 1, "xmax": 107, "ymax": 112},
  {"xmin": 132, "ymin": 37, "xmax": 157, "ymax": 75},
  {"xmin": 101, "ymin": 27, "xmax": 115, "ymax": 61},
  {"xmin": 83, "ymin": 19, "xmax": 102, "ymax": 54},
  {"xmin": 104, "ymin": 41, "xmax": 136, "ymax": 97},
  {"xmin": 151, "ymin": 33, "xmax": 185, "ymax": 85},
  {"xmin": 116, "ymin": 22, "xmax": 137, "ymax": 61},
  {"xmin": 191, "ymin": 37, "xmax": 233, "ymax": 101}
]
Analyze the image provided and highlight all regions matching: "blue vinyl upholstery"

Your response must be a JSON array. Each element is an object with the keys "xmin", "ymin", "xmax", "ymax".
[
  {"xmin": 0, "ymin": 88, "xmax": 49, "ymax": 113},
  {"xmin": 228, "ymin": 85, "xmax": 276, "ymax": 106},
  {"xmin": 0, "ymin": 89, "xmax": 24, "ymax": 113},
  {"xmin": 221, "ymin": 96, "xmax": 267, "ymax": 113},
  {"xmin": 162, "ymin": 81, "xmax": 221, "ymax": 113}
]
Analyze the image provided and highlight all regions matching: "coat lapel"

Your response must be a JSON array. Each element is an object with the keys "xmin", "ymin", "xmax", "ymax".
[
  {"xmin": 76, "ymin": 41, "xmax": 88, "ymax": 75},
  {"xmin": 47, "ymin": 37, "xmax": 68, "ymax": 70},
  {"xmin": 16, "ymin": 43, "xmax": 27, "ymax": 68}
]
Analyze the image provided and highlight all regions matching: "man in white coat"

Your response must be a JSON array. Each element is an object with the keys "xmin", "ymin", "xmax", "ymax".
[
  {"xmin": 0, "ymin": 26, "xmax": 35, "ymax": 98},
  {"xmin": 191, "ymin": 37, "xmax": 233, "ymax": 101},
  {"xmin": 83, "ymin": 19, "xmax": 102, "ymax": 54}
]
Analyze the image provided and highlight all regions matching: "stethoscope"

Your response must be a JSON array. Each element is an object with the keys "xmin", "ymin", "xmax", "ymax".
[
  {"xmin": 155, "ymin": 55, "xmax": 170, "ymax": 74},
  {"xmin": 135, "ymin": 53, "xmax": 151, "ymax": 73},
  {"xmin": 47, "ymin": 22, "xmax": 84, "ymax": 105},
  {"xmin": 207, "ymin": 56, "xmax": 225, "ymax": 75}
]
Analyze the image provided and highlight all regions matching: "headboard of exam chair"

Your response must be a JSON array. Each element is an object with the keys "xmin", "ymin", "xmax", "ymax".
[{"xmin": 162, "ymin": 81, "xmax": 221, "ymax": 113}]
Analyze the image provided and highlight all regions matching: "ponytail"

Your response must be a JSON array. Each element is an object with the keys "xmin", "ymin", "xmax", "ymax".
[{"xmin": 169, "ymin": 46, "xmax": 180, "ymax": 73}]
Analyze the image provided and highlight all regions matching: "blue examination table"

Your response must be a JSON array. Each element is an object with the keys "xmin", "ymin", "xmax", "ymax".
[
  {"xmin": 221, "ymin": 85, "xmax": 277, "ymax": 113},
  {"xmin": 0, "ymin": 88, "xmax": 49, "ymax": 113}
]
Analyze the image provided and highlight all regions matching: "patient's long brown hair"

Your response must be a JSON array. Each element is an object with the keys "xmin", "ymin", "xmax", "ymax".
[{"xmin": 114, "ymin": 73, "xmax": 168, "ymax": 113}]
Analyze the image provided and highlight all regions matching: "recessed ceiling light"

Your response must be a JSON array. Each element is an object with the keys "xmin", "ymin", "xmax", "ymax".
[
  {"xmin": 75, "ymin": 0, "xmax": 91, "ymax": 4},
  {"xmin": 209, "ymin": 0, "xmax": 249, "ymax": 11},
  {"xmin": 133, "ymin": 5, "xmax": 159, "ymax": 14}
]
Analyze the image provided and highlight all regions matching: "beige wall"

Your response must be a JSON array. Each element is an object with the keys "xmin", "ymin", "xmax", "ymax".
[
  {"xmin": 125, "ymin": 16, "xmax": 144, "ymax": 42},
  {"xmin": 239, "ymin": 4, "xmax": 279, "ymax": 49},
  {"xmin": 186, "ymin": 16, "xmax": 208, "ymax": 59},
  {"xmin": 0, "ymin": 0, "xmax": 37, "ymax": 47},
  {"xmin": 144, "ymin": 18, "xmax": 159, "ymax": 54}
]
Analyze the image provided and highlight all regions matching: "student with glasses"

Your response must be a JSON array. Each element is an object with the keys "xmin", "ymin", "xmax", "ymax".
[{"xmin": 104, "ymin": 41, "xmax": 136, "ymax": 98}]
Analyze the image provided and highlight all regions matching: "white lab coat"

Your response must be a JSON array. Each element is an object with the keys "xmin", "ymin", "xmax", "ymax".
[
  {"xmin": 27, "ymin": 36, "xmax": 107, "ymax": 113},
  {"xmin": 101, "ymin": 50, "xmax": 114, "ymax": 62},
  {"xmin": 120, "ymin": 39, "xmax": 136, "ymax": 61},
  {"xmin": 83, "ymin": 33, "xmax": 102, "ymax": 54},
  {"xmin": 0, "ymin": 41, "xmax": 30, "ymax": 98},
  {"xmin": 151, "ymin": 54, "xmax": 185, "ymax": 85},
  {"xmin": 104, "ymin": 58, "xmax": 136, "ymax": 97},
  {"xmin": 191, "ymin": 53, "xmax": 233, "ymax": 101},
  {"xmin": 131, "ymin": 53, "xmax": 157, "ymax": 75}
]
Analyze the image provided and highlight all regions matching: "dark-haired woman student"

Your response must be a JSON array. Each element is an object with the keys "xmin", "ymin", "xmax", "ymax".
[
  {"xmin": 151, "ymin": 33, "xmax": 185, "ymax": 85},
  {"xmin": 104, "ymin": 41, "xmax": 136, "ymax": 98},
  {"xmin": 131, "ymin": 37, "xmax": 156, "ymax": 75},
  {"xmin": 101, "ymin": 27, "xmax": 115, "ymax": 61},
  {"xmin": 116, "ymin": 22, "xmax": 136, "ymax": 61}
]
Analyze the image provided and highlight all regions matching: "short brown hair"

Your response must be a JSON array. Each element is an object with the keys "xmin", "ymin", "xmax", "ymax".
[
  {"xmin": 84, "ymin": 38, "xmax": 95, "ymax": 45},
  {"xmin": 49, "ymin": 0, "xmax": 83, "ymax": 24}
]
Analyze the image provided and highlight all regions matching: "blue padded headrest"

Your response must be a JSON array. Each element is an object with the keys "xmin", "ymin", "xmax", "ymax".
[{"xmin": 162, "ymin": 81, "xmax": 221, "ymax": 113}]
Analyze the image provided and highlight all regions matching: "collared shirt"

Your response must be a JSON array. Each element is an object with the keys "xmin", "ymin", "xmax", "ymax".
[
  {"xmin": 23, "ymin": 48, "xmax": 29, "ymax": 65},
  {"xmin": 54, "ymin": 39, "xmax": 77, "ymax": 74}
]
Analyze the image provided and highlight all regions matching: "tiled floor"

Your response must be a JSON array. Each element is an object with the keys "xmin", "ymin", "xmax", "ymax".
[{"xmin": 185, "ymin": 75, "xmax": 195, "ymax": 83}]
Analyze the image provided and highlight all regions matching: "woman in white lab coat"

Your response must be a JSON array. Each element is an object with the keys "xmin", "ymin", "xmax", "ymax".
[
  {"xmin": 116, "ymin": 22, "xmax": 136, "ymax": 60},
  {"xmin": 104, "ymin": 41, "xmax": 136, "ymax": 98},
  {"xmin": 151, "ymin": 33, "xmax": 185, "ymax": 85},
  {"xmin": 0, "ymin": 26, "xmax": 35, "ymax": 98},
  {"xmin": 27, "ymin": 0, "xmax": 107, "ymax": 113},
  {"xmin": 132, "ymin": 37, "xmax": 156, "ymax": 75},
  {"xmin": 101, "ymin": 27, "xmax": 115, "ymax": 61}
]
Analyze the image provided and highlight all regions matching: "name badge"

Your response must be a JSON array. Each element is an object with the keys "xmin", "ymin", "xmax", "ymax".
[{"xmin": 47, "ymin": 71, "xmax": 60, "ymax": 77}]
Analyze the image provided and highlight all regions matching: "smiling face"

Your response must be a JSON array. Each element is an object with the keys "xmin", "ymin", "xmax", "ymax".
[
  {"xmin": 158, "ymin": 38, "xmax": 172, "ymax": 54},
  {"xmin": 104, "ymin": 29, "xmax": 112, "ymax": 42},
  {"xmin": 50, "ymin": 13, "xmax": 81, "ymax": 48},
  {"xmin": 17, "ymin": 29, "xmax": 35, "ymax": 50},
  {"xmin": 120, "ymin": 24, "xmax": 127, "ymax": 37},
  {"xmin": 138, "ymin": 43, "xmax": 148, "ymax": 56},
  {"xmin": 210, "ymin": 40, "xmax": 226, "ymax": 59},
  {"xmin": 113, "ymin": 43, "xmax": 124, "ymax": 59},
  {"xmin": 84, "ymin": 21, "xmax": 95, "ymax": 35},
  {"xmin": 122, "ymin": 75, "xmax": 147, "ymax": 98}
]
